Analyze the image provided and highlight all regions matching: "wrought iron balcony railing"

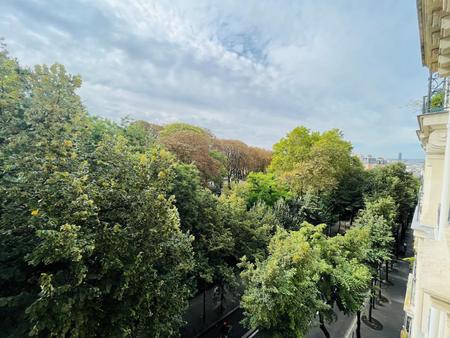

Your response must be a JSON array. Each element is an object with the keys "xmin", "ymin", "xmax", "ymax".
[
  {"xmin": 422, "ymin": 71, "xmax": 449, "ymax": 115},
  {"xmin": 422, "ymin": 95, "xmax": 447, "ymax": 114}
]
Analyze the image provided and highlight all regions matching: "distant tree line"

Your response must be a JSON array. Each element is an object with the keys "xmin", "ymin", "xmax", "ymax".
[
  {"xmin": 134, "ymin": 120, "xmax": 272, "ymax": 190},
  {"xmin": 0, "ymin": 46, "xmax": 418, "ymax": 337}
]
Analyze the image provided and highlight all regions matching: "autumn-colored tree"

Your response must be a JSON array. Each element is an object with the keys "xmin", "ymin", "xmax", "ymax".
[
  {"xmin": 248, "ymin": 146, "xmax": 272, "ymax": 172},
  {"xmin": 159, "ymin": 123, "xmax": 223, "ymax": 185},
  {"xmin": 220, "ymin": 139, "xmax": 251, "ymax": 185},
  {"xmin": 220, "ymin": 139, "xmax": 271, "ymax": 186}
]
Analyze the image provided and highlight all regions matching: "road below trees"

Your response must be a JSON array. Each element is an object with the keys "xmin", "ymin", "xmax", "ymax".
[{"xmin": 359, "ymin": 228, "xmax": 412, "ymax": 338}]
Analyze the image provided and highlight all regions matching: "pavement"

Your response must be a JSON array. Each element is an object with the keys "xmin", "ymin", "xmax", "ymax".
[
  {"xmin": 358, "ymin": 228, "xmax": 413, "ymax": 338},
  {"xmin": 306, "ymin": 307, "xmax": 355, "ymax": 338},
  {"xmin": 198, "ymin": 308, "xmax": 248, "ymax": 338},
  {"xmin": 181, "ymin": 286, "xmax": 240, "ymax": 338}
]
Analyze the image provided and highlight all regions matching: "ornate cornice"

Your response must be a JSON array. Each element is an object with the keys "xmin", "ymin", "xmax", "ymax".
[{"xmin": 426, "ymin": 129, "xmax": 448, "ymax": 154}]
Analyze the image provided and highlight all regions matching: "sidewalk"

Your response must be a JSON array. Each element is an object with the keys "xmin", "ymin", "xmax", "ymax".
[
  {"xmin": 359, "ymin": 228, "xmax": 412, "ymax": 338},
  {"xmin": 306, "ymin": 305, "xmax": 355, "ymax": 338}
]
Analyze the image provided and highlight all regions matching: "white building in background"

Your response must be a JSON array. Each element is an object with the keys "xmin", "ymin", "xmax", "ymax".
[
  {"xmin": 356, "ymin": 154, "xmax": 387, "ymax": 170},
  {"xmin": 402, "ymin": 1, "xmax": 450, "ymax": 337}
]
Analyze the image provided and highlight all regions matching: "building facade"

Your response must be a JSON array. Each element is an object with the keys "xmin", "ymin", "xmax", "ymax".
[{"xmin": 403, "ymin": 1, "xmax": 450, "ymax": 337}]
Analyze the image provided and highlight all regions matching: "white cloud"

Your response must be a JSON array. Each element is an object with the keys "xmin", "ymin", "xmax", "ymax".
[{"xmin": 0, "ymin": 0, "xmax": 428, "ymax": 157}]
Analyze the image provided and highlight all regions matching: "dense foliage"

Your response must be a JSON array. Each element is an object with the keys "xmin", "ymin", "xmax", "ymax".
[
  {"xmin": 0, "ymin": 47, "xmax": 419, "ymax": 337},
  {"xmin": 0, "ymin": 50, "xmax": 196, "ymax": 337},
  {"xmin": 240, "ymin": 223, "xmax": 372, "ymax": 338}
]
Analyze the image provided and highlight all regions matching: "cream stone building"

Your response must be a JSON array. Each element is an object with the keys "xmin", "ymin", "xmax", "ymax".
[{"xmin": 403, "ymin": 1, "xmax": 450, "ymax": 337}]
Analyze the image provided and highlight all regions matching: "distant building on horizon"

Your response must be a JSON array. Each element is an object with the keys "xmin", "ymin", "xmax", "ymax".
[
  {"xmin": 355, "ymin": 153, "xmax": 387, "ymax": 170},
  {"xmin": 398, "ymin": 152, "xmax": 402, "ymax": 161}
]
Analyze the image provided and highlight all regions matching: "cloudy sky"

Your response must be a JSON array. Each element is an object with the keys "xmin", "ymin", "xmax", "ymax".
[{"xmin": 1, "ymin": 0, "xmax": 428, "ymax": 158}]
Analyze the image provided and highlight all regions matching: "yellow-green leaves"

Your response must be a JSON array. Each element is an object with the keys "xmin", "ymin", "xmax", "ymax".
[
  {"xmin": 270, "ymin": 127, "xmax": 353, "ymax": 194},
  {"xmin": 0, "ymin": 46, "xmax": 194, "ymax": 338}
]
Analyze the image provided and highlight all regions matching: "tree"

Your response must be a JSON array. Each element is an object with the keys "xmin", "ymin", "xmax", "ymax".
[
  {"xmin": 321, "ymin": 228, "xmax": 371, "ymax": 338},
  {"xmin": 220, "ymin": 140, "xmax": 271, "ymax": 186},
  {"xmin": 220, "ymin": 139, "xmax": 251, "ymax": 185},
  {"xmin": 331, "ymin": 156, "xmax": 368, "ymax": 226},
  {"xmin": 240, "ymin": 222, "xmax": 372, "ymax": 338},
  {"xmin": 269, "ymin": 126, "xmax": 320, "ymax": 174},
  {"xmin": 0, "ymin": 43, "xmax": 25, "ymax": 118},
  {"xmin": 363, "ymin": 196, "xmax": 397, "ymax": 280},
  {"xmin": 272, "ymin": 196, "xmax": 306, "ymax": 230},
  {"xmin": 169, "ymin": 164, "xmax": 277, "ymax": 293},
  {"xmin": 237, "ymin": 172, "xmax": 289, "ymax": 208},
  {"xmin": 169, "ymin": 163, "xmax": 234, "ymax": 289},
  {"xmin": 219, "ymin": 196, "xmax": 277, "ymax": 264},
  {"xmin": 159, "ymin": 123, "xmax": 223, "ymax": 185},
  {"xmin": 367, "ymin": 163, "xmax": 419, "ymax": 252},
  {"xmin": 293, "ymin": 129, "xmax": 353, "ymax": 193},
  {"xmin": 271, "ymin": 193, "xmax": 336, "ymax": 231},
  {"xmin": 247, "ymin": 146, "xmax": 272, "ymax": 173},
  {"xmin": 240, "ymin": 225, "xmax": 324, "ymax": 338},
  {"xmin": 0, "ymin": 53, "xmax": 194, "ymax": 337},
  {"xmin": 364, "ymin": 196, "xmax": 397, "ymax": 229},
  {"xmin": 354, "ymin": 201, "xmax": 394, "ymax": 322},
  {"xmin": 270, "ymin": 127, "xmax": 353, "ymax": 195},
  {"xmin": 291, "ymin": 224, "xmax": 371, "ymax": 338}
]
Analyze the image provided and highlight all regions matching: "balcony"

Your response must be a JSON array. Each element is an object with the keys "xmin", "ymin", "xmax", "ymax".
[
  {"xmin": 422, "ymin": 94, "xmax": 447, "ymax": 115},
  {"xmin": 404, "ymin": 273, "xmax": 414, "ymax": 314},
  {"xmin": 411, "ymin": 205, "xmax": 436, "ymax": 239},
  {"xmin": 421, "ymin": 71, "xmax": 448, "ymax": 115}
]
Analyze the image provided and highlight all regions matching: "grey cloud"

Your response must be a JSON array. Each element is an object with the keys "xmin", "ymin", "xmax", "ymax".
[{"xmin": 0, "ymin": 0, "xmax": 428, "ymax": 157}]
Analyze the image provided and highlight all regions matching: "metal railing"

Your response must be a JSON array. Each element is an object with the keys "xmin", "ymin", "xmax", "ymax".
[
  {"xmin": 422, "ymin": 94, "xmax": 447, "ymax": 114},
  {"xmin": 422, "ymin": 71, "xmax": 449, "ymax": 114}
]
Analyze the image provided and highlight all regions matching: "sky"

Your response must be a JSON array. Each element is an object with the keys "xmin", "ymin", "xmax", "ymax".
[{"xmin": 0, "ymin": 0, "xmax": 429, "ymax": 158}]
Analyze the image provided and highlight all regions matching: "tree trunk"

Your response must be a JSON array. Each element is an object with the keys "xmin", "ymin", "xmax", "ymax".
[
  {"xmin": 220, "ymin": 283, "xmax": 224, "ymax": 313},
  {"xmin": 370, "ymin": 278, "xmax": 376, "ymax": 311},
  {"xmin": 385, "ymin": 260, "xmax": 389, "ymax": 283},
  {"xmin": 319, "ymin": 313, "xmax": 330, "ymax": 338},
  {"xmin": 203, "ymin": 289, "xmax": 206, "ymax": 323},
  {"xmin": 356, "ymin": 310, "xmax": 362, "ymax": 338},
  {"xmin": 337, "ymin": 219, "xmax": 341, "ymax": 233},
  {"xmin": 378, "ymin": 266, "xmax": 382, "ymax": 299}
]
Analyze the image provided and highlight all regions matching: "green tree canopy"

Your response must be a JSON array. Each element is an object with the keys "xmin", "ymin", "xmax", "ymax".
[
  {"xmin": 367, "ymin": 162, "xmax": 419, "ymax": 227},
  {"xmin": 235, "ymin": 172, "xmax": 289, "ymax": 208},
  {"xmin": 169, "ymin": 163, "xmax": 234, "ymax": 288},
  {"xmin": 354, "ymin": 203, "xmax": 394, "ymax": 269},
  {"xmin": 240, "ymin": 224, "xmax": 324, "ymax": 338},
  {"xmin": 270, "ymin": 127, "xmax": 353, "ymax": 194},
  {"xmin": 0, "ymin": 51, "xmax": 194, "ymax": 337},
  {"xmin": 240, "ymin": 222, "xmax": 372, "ymax": 338}
]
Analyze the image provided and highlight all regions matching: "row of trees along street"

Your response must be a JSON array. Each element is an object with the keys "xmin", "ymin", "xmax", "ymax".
[{"xmin": 0, "ymin": 46, "xmax": 419, "ymax": 337}]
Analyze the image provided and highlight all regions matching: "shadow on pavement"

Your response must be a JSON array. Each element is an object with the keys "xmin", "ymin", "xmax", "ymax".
[{"xmin": 362, "ymin": 316, "xmax": 384, "ymax": 331}]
